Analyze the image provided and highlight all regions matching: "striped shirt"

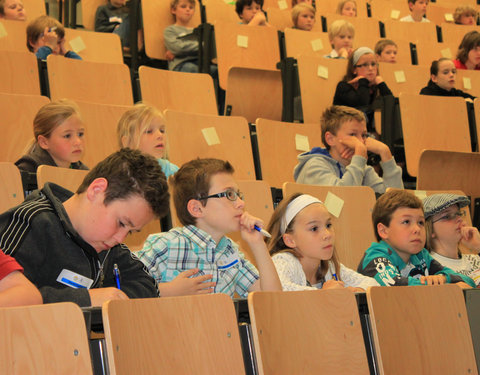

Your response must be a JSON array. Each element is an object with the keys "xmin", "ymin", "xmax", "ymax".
[{"xmin": 138, "ymin": 225, "xmax": 259, "ymax": 297}]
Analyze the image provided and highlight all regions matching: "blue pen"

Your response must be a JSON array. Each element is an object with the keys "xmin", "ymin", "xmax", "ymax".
[
  {"xmin": 113, "ymin": 263, "xmax": 121, "ymax": 290},
  {"xmin": 254, "ymin": 225, "xmax": 271, "ymax": 238}
]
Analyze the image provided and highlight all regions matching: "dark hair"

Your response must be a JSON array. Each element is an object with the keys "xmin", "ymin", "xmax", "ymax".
[
  {"xmin": 266, "ymin": 193, "xmax": 341, "ymax": 282},
  {"xmin": 456, "ymin": 30, "xmax": 480, "ymax": 64},
  {"xmin": 430, "ymin": 57, "xmax": 452, "ymax": 76},
  {"xmin": 235, "ymin": 0, "xmax": 263, "ymax": 16},
  {"xmin": 372, "ymin": 189, "xmax": 423, "ymax": 242},
  {"xmin": 77, "ymin": 148, "xmax": 169, "ymax": 218},
  {"xmin": 171, "ymin": 158, "xmax": 234, "ymax": 226}
]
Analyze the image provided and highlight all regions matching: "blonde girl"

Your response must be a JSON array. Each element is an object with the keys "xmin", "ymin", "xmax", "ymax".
[
  {"xmin": 291, "ymin": 3, "xmax": 315, "ymax": 31},
  {"xmin": 266, "ymin": 193, "xmax": 379, "ymax": 291},
  {"xmin": 15, "ymin": 99, "xmax": 87, "ymax": 172},
  {"xmin": 117, "ymin": 103, "xmax": 179, "ymax": 178}
]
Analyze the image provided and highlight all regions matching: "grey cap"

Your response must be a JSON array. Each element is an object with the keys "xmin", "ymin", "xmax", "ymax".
[{"xmin": 422, "ymin": 193, "xmax": 470, "ymax": 219}]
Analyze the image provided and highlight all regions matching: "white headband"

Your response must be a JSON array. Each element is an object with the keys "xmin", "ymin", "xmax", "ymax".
[
  {"xmin": 281, "ymin": 194, "xmax": 323, "ymax": 234},
  {"xmin": 353, "ymin": 47, "xmax": 374, "ymax": 65}
]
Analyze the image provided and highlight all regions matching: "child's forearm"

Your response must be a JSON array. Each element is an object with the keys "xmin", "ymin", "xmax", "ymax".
[{"xmin": 250, "ymin": 243, "xmax": 282, "ymax": 291}]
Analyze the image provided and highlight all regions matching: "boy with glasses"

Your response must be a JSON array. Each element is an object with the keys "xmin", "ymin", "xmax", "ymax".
[{"xmin": 138, "ymin": 158, "xmax": 281, "ymax": 297}]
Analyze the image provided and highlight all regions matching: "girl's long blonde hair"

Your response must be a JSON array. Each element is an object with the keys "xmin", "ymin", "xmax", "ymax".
[
  {"xmin": 266, "ymin": 192, "xmax": 341, "ymax": 282},
  {"xmin": 26, "ymin": 99, "xmax": 81, "ymax": 154},
  {"xmin": 117, "ymin": 103, "xmax": 170, "ymax": 159}
]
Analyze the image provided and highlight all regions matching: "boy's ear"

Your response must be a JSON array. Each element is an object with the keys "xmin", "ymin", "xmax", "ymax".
[
  {"xmin": 86, "ymin": 178, "xmax": 108, "ymax": 201},
  {"xmin": 324, "ymin": 131, "xmax": 336, "ymax": 147},
  {"xmin": 187, "ymin": 198, "xmax": 204, "ymax": 219},
  {"xmin": 282, "ymin": 233, "xmax": 296, "ymax": 248},
  {"xmin": 377, "ymin": 222, "xmax": 389, "ymax": 240}
]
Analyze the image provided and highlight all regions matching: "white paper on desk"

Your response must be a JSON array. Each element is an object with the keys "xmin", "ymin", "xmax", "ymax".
[
  {"xmin": 295, "ymin": 134, "xmax": 310, "ymax": 152},
  {"xmin": 69, "ymin": 36, "xmax": 86, "ymax": 53},
  {"xmin": 394, "ymin": 70, "xmax": 406, "ymax": 83},
  {"xmin": 202, "ymin": 127, "xmax": 220, "ymax": 145},
  {"xmin": 237, "ymin": 35, "xmax": 248, "ymax": 48},
  {"xmin": 311, "ymin": 39, "xmax": 323, "ymax": 52},
  {"xmin": 0, "ymin": 22, "xmax": 7, "ymax": 38},
  {"xmin": 324, "ymin": 191, "xmax": 344, "ymax": 218}
]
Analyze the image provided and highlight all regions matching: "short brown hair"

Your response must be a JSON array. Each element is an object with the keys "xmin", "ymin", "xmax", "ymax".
[
  {"xmin": 336, "ymin": 0, "xmax": 357, "ymax": 16},
  {"xmin": 372, "ymin": 189, "xmax": 423, "ymax": 242},
  {"xmin": 26, "ymin": 15, "xmax": 64, "ymax": 52},
  {"xmin": 456, "ymin": 30, "xmax": 480, "ymax": 64},
  {"xmin": 454, "ymin": 6, "xmax": 477, "ymax": 24},
  {"xmin": 171, "ymin": 158, "xmax": 234, "ymax": 226},
  {"xmin": 374, "ymin": 39, "xmax": 397, "ymax": 56},
  {"xmin": 77, "ymin": 148, "xmax": 170, "ymax": 218},
  {"xmin": 321, "ymin": 105, "xmax": 365, "ymax": 150},
  {"xmin": 170, "ymin": 0, "xmax": 195, "ymax": 20}
]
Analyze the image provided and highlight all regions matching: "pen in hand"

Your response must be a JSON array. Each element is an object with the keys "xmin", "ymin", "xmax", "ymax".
[
  {"xmin": 113, "ymin": 263, "xmax": 121, "ymax": 290},
  {"xmin": 254, "ymin": 225, "xmax": 271, "ymax": 238}
]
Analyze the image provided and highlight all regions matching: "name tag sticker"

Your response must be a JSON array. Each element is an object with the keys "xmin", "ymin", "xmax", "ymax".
[
  {"xmin": 201, "ymin": 127, "xmax": 220, "ymax": 145},
  {"xmin": 317, "ymin": 65, "xmax": 329, "ymax": 79},
  {"xmin": 69, "ymin": 36, "xmax": 86, "ymax": 53},
  {"xmin": 295, "ymin": 133, "xmax": 310, "ymax": 152},
  {"xmin": 278, "ymin": 0, "xmax": 288, "ymax": 10},
  {"xmin": 394, "ymin": 70, "xmax": 406, "ymax": 83},
  {"xmin": 444, "ymin": 13, "xmax": 454, "ymax": 22},
  {"xmin": 440, "ymin": 48, "xmax": 452, "ymax": 59},
  {"xmin": 324, "ymin": 191, "xmax": 344, "ymax": 218},
  {"xmin": 390, "ymin": 9, "xmax": 400, "ymax": 19},
  {"xmin": 463, "ymin": 77, "xmax": 472, "ymax": 90},
  {"xmin": 57, "ymin": 269, "xmax": 93, "ymax": 289},
  {"xmin": 311, "ymin": 38, "xmax": 323, "ymax": 52},
  {"xmin": 0, "ymin": 22, "xmax": 7, "ymax": 38},
  {"xmin": 237, "ymin": 35, "xmax": 248, "ymax": 48}
]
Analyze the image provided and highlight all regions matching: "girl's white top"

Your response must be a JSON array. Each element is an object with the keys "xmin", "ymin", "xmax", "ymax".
[{"xmin": 272, "ymin": 252, "xmax": 380, "ymax": 291}]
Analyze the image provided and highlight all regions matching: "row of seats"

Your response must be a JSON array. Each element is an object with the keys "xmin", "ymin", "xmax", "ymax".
[{"xmin": 1, "ymin": 285, "xmax": 478, "ymax": 374}]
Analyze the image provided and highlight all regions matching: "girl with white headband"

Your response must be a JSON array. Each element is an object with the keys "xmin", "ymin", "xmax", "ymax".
[
  {"xmin": 333, "ymin": 46, "xmax": 392, "ymax": 131},
  {"xmin": 265, "ymin": 193, "xmax": 379, "ymax": 291}
]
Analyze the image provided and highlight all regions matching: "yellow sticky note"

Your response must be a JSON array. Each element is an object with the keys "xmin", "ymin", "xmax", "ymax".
[
  {"xmin": 324, "ymin": 191, "xmax": 344, "ymax": 218},
  {"xmin": 69, "ymin": 36, "xmax": 86, "ymax": 53},
  {"xmin": 237, "ymin": 35, "xmax": 248, "ymax": 48},
  {"xmin": 278, "ymin": 0, "xmax": 288, "ymax": 10},
  {"xmin": 0, "ymin": 22, "xmax": 7, "ymax": 38},
  {"xmin": 201, "ymin": 127, "xmax": 220, "ymax": 146},
  {"xmin": 414, "ymin": 190, "xmax": 427, "ymax": 200},
  {"xmin": 463, "ymin": 77, "xmax": 472, "ymax": 90},
  {"xmin": 317, "ymin": 65, "xmax": 328, "ymax": 79},
  {"xmin": 390, "ymin": 9, "xmax": 400, "ymax": 19},
  {"xmin": 444, "ymin": 13, "xmax": 454, "ymax": 22},
  {"xmin": 311, "ymin": 39, "xmax": 323, "ymax": 52},
  {"xmin": 295, "ymin": 134, "xmax": 310, "ymax": 152},
  {"xmin": 440, "ymin": 48, "xmax": 452, "ymax": 59},
  {"xmin": 394, "ymin": 70, "xmax": 406, "ymax": 83}
]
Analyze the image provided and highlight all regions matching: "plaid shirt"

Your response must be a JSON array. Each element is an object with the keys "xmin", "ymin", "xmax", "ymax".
[{"xmin": 137, "ymin": 225, "xmax": 259, "ymax": 297}]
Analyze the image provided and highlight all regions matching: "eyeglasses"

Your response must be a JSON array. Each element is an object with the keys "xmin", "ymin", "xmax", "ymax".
[
  {"xmin": 355, "ymin": 62, "xmax": 378, "ymax": 68},
  {"xmin": 198, "ymin": 188, "xmax": 244, "ymax": 202},
  {"xmin": 432, "ymin": 210, "xmax": 466, "ymax": 223}
]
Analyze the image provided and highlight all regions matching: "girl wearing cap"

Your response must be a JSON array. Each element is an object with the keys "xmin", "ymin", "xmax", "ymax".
[
  {"xmin": 423, "ymin": 193, "xmax": 480, "ymax": 286},
  {"xmin": 333, "ymin": 47, "xmax": 392, "ymax": 131},
  {"xmin": 266, "ymin": 193, "xmax": 379, "ymax": 291}
]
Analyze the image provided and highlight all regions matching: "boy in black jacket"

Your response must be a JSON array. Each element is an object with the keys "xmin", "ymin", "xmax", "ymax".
[{"xmin": 0, "ymin": 148, "xmax": 169, "ymax": 306}]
